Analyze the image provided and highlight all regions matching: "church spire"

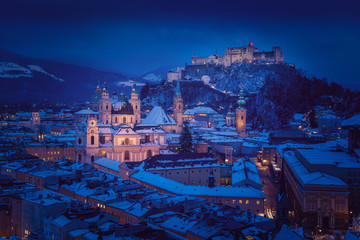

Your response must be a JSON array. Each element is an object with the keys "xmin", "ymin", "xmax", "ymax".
[
  {"xmin": 103, "ymin": 79, "xmax": 108, "ymax": 93},
  {"xmin": 132, "ymin": 82, "xmax": 138, "ymax": 94},
  {"xmin": 175, "ymin": 80, "xmax": 181, "ymax": 96},
  {"xmin": 237, "ymin": 88, "xmax": 246, "ymax": 109}
]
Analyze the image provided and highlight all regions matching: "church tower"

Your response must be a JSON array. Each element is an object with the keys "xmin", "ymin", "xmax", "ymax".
[
  {"xmin": 31, "ymin": 111, "xmax": 40, "ymax": 126},
  {"xmin": 128, "ymin": 83, "xmax": 141, "ymax": 124},
  {"xmin": 173, "ymin": 80, "xmax": 183, "ymax": 133},
  {"xmin": 99, "ymin": 81, "xmax": 112, "ymax": 124},
  {"xmin": 86, "ymin": 117, "xmax": 99, "ymax": 148},
  {"xmin": 226, "ymin": 104, "xmax": 236, "ymax": 127},
  {"xmin": 236, "ymin": 89, "xmax": 247, "ymax": 134}
]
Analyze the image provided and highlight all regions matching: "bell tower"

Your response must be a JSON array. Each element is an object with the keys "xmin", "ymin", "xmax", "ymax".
[
  {"xmin": 31, "ymin": 112, "xmax": 40, "ymax": 126},
  {"xmin": 226, "ymin": 103, "xmax": 236, "ymax": 127},
  {"xmin": 173, "ymin": 80, "xmax": 183, "ymax": 133},
  {"xmin": 99, "ymin": 81, "xmax": 112, "ymax": 124},
  {"xmin": 86, "ymin": 117, "xmax": 99, "ymax": 148},
  {"xmin": 236, "ymin": 89, "xmax": 247, "ymax": 134},
  {"xmin": 128, "ymin": 83, "xmax": 141, "ymax": 124}
]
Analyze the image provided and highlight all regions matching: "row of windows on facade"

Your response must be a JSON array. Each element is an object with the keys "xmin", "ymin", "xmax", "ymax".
[
  {"xmin": 78, "ymin": 150, "xmax": 152, "ymax": 162},
  {"xmin": 161, "ymin": 169, "xmax": 216, "ymax": 175},
  {"xmin": 101, "ymin": 104, "xmax": 139, "ymax": 110},
  {"xmin": 306, "ymin": 204, "xmax": 345, "ymax": 211},
  {"xmin": 83, "ymin": 136, "xmax": 143, "ymax": 146}
]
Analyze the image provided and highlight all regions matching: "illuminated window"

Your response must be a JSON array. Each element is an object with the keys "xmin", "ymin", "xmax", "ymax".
[
  {"xmin": 246, "ymin": 200, "xmax": 249, "ymax": 204},
  {"xmin": 239, "ymin": 200, "xmax": 242, "ymax": 204},
  {"xmin": 256, "ymin": 201, "xmax": 260, "ymax": 205},
  {"xmin": 233, "ymin": 200, "xmax": 236, "ymax": 204}
]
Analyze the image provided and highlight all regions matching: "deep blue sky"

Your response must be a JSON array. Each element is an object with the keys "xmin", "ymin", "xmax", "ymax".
[{"xmin": 0, "ymin": 0, "xmax": 359, "ymax": 86}]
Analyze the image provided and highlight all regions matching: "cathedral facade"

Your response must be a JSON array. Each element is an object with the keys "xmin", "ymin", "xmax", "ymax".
[{"xmin": 75, "ymin": 82, "xmax": 167, "ymax": 164}]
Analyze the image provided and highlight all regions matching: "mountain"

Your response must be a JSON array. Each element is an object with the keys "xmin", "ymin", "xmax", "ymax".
[
  {"xmin": 142, "ymin": 62, "xmax": 360, "ymax": 129},
  {"xmin": 0, "ymin": 49, "xmax": 134, "ymax": 103},
  {"xmin": 140, "ymin": 65, "xmax": 178, "ymax": 83}
]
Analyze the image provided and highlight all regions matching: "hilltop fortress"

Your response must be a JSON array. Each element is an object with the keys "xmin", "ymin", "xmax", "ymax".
[{"xmin": 191, "ymin": 43, "xmax": 284, "ymax": 67}]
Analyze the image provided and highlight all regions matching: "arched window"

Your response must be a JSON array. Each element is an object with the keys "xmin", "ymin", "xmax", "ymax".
[
  {"xmin": 124, "ymin": 151, "xmax": 130, "ymax": 160},
  {"xmin": 241, "ymin": 116, "xmax": 244, "ymax": 120},
  {"xmin": 115, "ymin": 117, "xmax": 118, "ymax": 123},
  {"xmin": 106, "ymin": 120, "xmax": 108, "ymax": 124},
  {"xmin": 78, "ymin": 138, "xmax": 81, "ymax": 144},
  {"xmin": 135, "ymin": 105, "xmax": 138, "ymax": 110},
  {"xmin": 179, "ymin": 104, "xmax": 181, "ymax": 110},
  {"xmin": 130, "ymin": 117, "xmax": 132, "ymax": 123},
  {"xmin": 91, "ymin": 136, "xmax": 95, "ymax": 145},
  {"xmin": 78, "ymin": 154, "xmax": 81, "ymax": 161},
  {"xmin": 123, "ymin": 117, "xmax": 126, "ymax": 123},
  {"xmin": 106, "ymin": 105, "xmax": 108, "ymax": 110},
  {"xmin": 91, "ymin": 156, "xmax": 95, "ymax": 163},
  {"xmin": 147, "ymin": 150, "xmax": 152, "ymax": 158},
  {"xmin": 135, "ymin": 120, "xmax": 138, "ymax": 123}
]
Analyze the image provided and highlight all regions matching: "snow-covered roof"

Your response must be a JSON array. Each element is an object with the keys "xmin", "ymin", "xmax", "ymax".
[
  {"xmin": 273, "ymin": 224, "xmax": 304, "ymax": 240},
  {"xmin": 94, "ymin": 158, "xmax": 120, "ymax": 172},
  {"xmin": 99, "ymin": 126, "xmax": 111, "ymax": 134},
  {"xmin": 345, "ymin": 231, "xmax": 360, "ymax": 240},
  {"xmin": 74, "ymin": 109, "xmax": 98, "ymax": 115},
  {"xmin": 114, "ymin": 124, "xmax": 138, "ymax": 135},
  {"xmin": 284, "ymin": 151, "xmax": 347, "ymax": 187},
  {"xmin": 52, "ymin": 215, "xmax": 72, "ymax": 227},
  {"xmin": 343, "ymin": 114, "xmax": 360, "ymax": 127},
  {"xmin": 141, "ymin": 106, "xmax": 176, "ymax": 125},
  {"xmin": 183, "ymin": 106, "xmax": 218, "ymax": 115},
  {"xmin": 232, "ymin": 159, "xmax": 262, "ymax": 188},
  {"xmin": 131, "ymin": 170, "xmax": 265, "ymax": 199},
  {"xmin": 319, "ymin": 114, "xmax": 341, "ymax": 120},
  {"xmin": 297, "ymin": 148, "xmax": 360, "ymax": 168}
]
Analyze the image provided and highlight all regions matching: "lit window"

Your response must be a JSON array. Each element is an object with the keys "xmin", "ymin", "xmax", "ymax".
[
  {"xmin": 246, "ymin": 200, "xmax": 249, "ymax": 204},
  {"xmin": 256, "ymin": 201, "xmax": 260, "ymax": 205},
  {"xmin": 239, "ymin": 200, "xmax": 242, "ymax": 204}
]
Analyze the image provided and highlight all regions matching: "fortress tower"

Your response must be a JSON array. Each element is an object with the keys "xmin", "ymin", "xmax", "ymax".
[
  {"xmin": 128, "ymin": 83, "xmax": 141, "ymax": 124},
  {"xmin": 173, "ymin": 80, "xmax": 183, "ymax": 133},
  {"xmin": 99, "ymin": 81, "xmax": 112, "ymax": 124},
  {"xmin": 236, "ymin": 89, "xmax": 247, "ymax": 134}
]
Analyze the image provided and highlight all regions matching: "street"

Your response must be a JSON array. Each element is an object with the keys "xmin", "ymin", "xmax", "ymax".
[{"xmin": 252, "ymin": 158, "xmax": 281, "ymax": 219}]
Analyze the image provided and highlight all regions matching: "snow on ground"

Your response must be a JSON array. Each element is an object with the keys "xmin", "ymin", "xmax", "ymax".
[
  {"xmin": 0, "ymin": 62, "xmax": 32, "ymax": 78},
  {"xmin": 0, "ymin": 62, "xmax": 65, "ymax": 81},
  {"xmin": 117, "ymin": 80, "xmax": 145, "ymax": 87},
  {"xmin": 27, "ymin": 65, "xmax": 65, "ymax": 81},
  {"xmin": 142, "ymin": 73, "xmax": 163, "ymax": 82}
]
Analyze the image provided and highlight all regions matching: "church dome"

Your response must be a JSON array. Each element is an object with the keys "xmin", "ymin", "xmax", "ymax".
[
  {"xmin": 112, "ymin": 100, "xmax": 126, "ymax": 111},
  {"xmin": 112, "ymin": 100, "xmax": 134, "ymax": 114}
]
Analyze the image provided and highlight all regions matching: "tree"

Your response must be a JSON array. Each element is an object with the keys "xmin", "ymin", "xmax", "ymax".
[
  {"xmin": 179, "ymin": 124, "xmax": 193, "ymax": 153},
  {"xmin": 140, "ymin": 82, "xmax": 150, "ymax": 100}
]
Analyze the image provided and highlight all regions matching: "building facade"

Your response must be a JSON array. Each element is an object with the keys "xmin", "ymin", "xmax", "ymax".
[{"xmin": 192, "ymin": 43, "xmax": 284, "ymax": 67}]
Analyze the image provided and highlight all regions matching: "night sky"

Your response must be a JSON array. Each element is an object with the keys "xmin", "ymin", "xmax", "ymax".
[{"xmin": 1, "ymin": 0, "xmax": 359, "ymax": 86}]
